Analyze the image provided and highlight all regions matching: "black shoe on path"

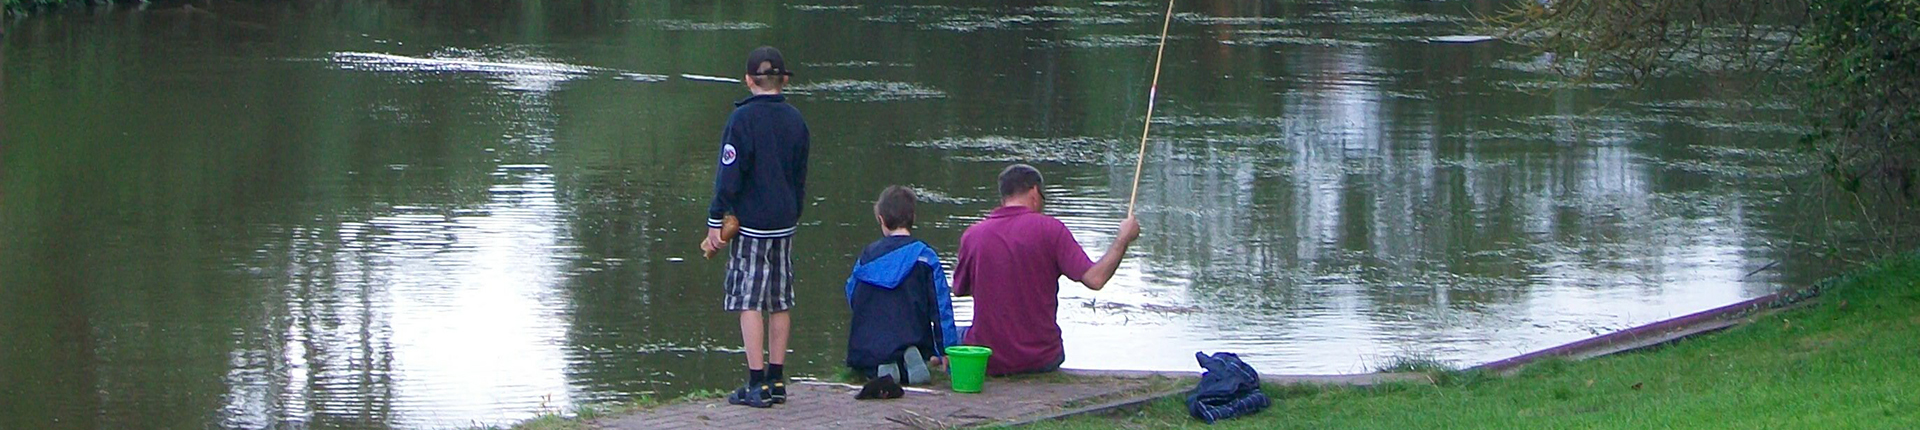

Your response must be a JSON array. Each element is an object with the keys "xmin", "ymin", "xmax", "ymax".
[{"xmin": 855, "ymin": 375, "xmax": 905, "ymax": 400}]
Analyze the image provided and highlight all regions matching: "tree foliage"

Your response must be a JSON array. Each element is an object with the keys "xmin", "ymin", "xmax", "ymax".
[
  {"xmin": 1803, "ymin": 0, "xmax": 1920, "ymax": 196},
  {"xmin": 1486, "ymin": 0, "xmax": 1809, "ymax": 83},
  {"xmin": 1489, "ymin": 0, "xmax": 1920, "ymax": 199}
]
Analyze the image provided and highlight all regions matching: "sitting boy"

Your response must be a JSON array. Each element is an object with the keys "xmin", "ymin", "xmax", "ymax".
[{"xmin": 844, "ymin": 186, "xmax": 960, "ymax": 385}]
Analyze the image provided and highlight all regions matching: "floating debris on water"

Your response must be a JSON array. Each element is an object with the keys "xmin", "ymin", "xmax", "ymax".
[
  {"xmin": 905, "ymin": 186, "xmax": 983, "ymax": 205},
  {"xmin": 628, "ymin": 342, "xmax": 748, "ymax": 355},
  {"xmin": 1631, "ymin": 98, "xmax": 1798, "ymax": 111},
  {"xmin": 907, "ymin": 135, "xmax": 1124, "ymax": 164},
  {"xmin": 1045, "ymin": 34, "xmax": 1192, "ymax": 48},
  {"xmin": 862, "ymin": 5, "xmax": 1132, "ymax": 31},
  {"xmin": 1498, "ymin": 79, "xmax": 1631, "ymax": 91},
  {"xmin": 650, "ymin": 19, "xmax": 769, "ymax": 31},
  {"xmin": 331, "ymin": 51, "xmax": 590, "ymax": 75},
  {"xmin": 1429, "ymin": 35, "xmax": 1497, "ymax": 44},
  {"xmin": 928, "ymin": 14, "xmax": 1042, "ymax": 32},
  {"xmin": 1445, "ymin": 129, "xmax": 1556, "ymax": 142},
  {"xmin": 787, "ymin": 4, "xmax": 860, "ymax": 11},
  {"xmin": 786, "ymin": 80, "xmax": 945, "ymax": 102},
  {"xmin": 1174, "ymin": 12, "xmax": 1288, "ymax": 26},
  {"xmin": 680, "ymin": 74, "xmax": 742, "ymax": 84},
  {"xmin": 1314, "ymin": 9, "xmax": 1461, "ymax": 25},
  {"xmin": 1139, "ymin": 303, "xmax": 1204, "ymax": 314},
  {"xmin": 618, "ymin": 73, "xmax": 668, "ymax": 82},
  {"xmin": 667, "ymin": 257, "xmax": 685, "ymax": 263},
  {"xmin": 1220, "ymin": 36, "xmax": 1378, "ymax": 48},
  {"xmin": 804, "ymin": 60, "xmax": 915, "ymax": 68}
]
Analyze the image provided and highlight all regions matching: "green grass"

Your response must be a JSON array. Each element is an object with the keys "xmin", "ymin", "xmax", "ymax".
[{"xmin": 1027, "ymin": 254, "xmax": 1920, "ymax": 429}]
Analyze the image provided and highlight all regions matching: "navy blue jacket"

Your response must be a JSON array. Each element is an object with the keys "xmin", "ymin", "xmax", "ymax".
[
  {"xmin": 844, "ymin": 236, "xmax": 961, "ymax": 371},
  {"xmin": 707, "ymin": 94, "xmax": 810, "ymax": 238},
  {"xmin": 1187, "ymin": 351, "xmax": 1271, "ymax": 424}
]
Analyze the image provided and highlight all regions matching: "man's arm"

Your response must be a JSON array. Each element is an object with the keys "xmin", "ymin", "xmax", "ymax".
[{"xmin": 1076, "ymin": 216, "xmax": 1141, "ymax": 291}]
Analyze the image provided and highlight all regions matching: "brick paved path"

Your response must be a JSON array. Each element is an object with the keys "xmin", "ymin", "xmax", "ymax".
[{"xmin": 599, "ymin": 378, "xmax": 1148, "ymax": 429}]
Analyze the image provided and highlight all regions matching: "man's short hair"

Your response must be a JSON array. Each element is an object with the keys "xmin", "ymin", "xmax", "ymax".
[
  {"xmin": 998, "ymin": 164, "xmax": 1044, "ymax": 199},
  {"xmin": 875, "ymin": 185, "xmax": 916, "ymax": 230}
]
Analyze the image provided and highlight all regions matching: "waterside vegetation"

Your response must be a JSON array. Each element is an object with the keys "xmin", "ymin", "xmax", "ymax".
[{"xmin": 1029, "ymin": 252, "xmax": 1920, "ymax": 428}]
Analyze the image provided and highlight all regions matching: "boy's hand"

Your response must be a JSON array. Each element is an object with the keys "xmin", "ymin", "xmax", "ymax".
[
  {"xmin": 929, "ymin": 357, "xmax": 947, "ymax": 370},
  {"xmin": 700, "ymin": 227, "xmax": 724, "ymax": 255}
]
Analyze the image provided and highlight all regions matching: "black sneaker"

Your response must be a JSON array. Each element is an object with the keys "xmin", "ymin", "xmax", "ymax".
[
  {"xmin": 727, "ymin": 384, "xmax": 772, "ymax": 408},
  {"xmin": 769, "ymin": 379, "xmax": 787, "ymax": 404}
]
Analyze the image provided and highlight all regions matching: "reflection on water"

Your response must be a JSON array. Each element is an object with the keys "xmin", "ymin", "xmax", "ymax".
[
  {"xmin": 0, "ymin": 0, "xmax": 1849, "ymax": 428},
  {"xmin": 329, "ymin": 50, "xmax": 669, "ymax": 92},
  {"xmin": 220, "ymin": 165, "xmax": 576, "ymax": 428}
]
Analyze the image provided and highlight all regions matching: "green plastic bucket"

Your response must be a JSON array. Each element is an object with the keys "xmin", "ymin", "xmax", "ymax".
[{"xmin": 945, "ymin": 346, "xmax": 993, "ymax": 393}]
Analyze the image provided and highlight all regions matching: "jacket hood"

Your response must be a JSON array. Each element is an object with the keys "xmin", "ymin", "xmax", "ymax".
[{"xmin": 852, "ymin": 240, "xmax": 932, "ymax": 289}]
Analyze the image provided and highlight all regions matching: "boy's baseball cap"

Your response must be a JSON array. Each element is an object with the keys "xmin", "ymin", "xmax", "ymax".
[{"xmin": 745, "ymin": 46, "xmax": 794, "ymax": 76}]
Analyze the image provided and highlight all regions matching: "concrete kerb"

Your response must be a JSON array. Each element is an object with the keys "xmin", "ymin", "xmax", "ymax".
[
  {"xmin": 1470, "ymin": 285, "xmax": 1823, "ymax": 374},
  {"xmin": 992, "ymin": 369, "xmax": 1428, "ymax": 427},
  {"xmin": 1058, "ymin": 369, "xmax": 1428, "ymax": 386},
  {"xmin": 994, "ymin": 387, "xmax": 1187, "ymax": 428}
]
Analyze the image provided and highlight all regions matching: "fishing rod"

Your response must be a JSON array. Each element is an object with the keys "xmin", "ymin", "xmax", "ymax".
[{"xmin": 1126, "ymin": 0, "xmax": 1176, "ymax": 217}]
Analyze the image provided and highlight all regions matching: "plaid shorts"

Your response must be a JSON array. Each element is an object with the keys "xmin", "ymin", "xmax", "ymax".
[{"xmin": 724, "ymin": 236, "xmax": 795, "ymax": 312}]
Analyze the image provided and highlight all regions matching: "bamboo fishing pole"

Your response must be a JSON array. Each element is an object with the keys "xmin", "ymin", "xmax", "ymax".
[{"xmin": 1126, "ymin": 0, "xmax": 1176, "ymax": 217}]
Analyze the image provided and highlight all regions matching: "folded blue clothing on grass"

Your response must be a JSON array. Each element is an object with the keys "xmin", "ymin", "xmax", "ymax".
[{"xmin": 1186, "ymin": 351, "xmax": 1271, "ymax": 424}]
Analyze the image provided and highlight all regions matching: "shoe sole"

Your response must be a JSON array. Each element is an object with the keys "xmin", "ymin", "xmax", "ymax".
[
  {"xmin": 904, "ymin": 347, "xmax": 930, "ymax": 385},
  {"xmin": 728, "ymin": 397, "xmax": 773, "ymax": 408}
]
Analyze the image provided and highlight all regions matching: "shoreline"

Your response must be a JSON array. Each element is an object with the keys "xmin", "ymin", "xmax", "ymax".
[{"xmin": 492, "ymin": 277, "xmax": 1826, "ymax": 429}]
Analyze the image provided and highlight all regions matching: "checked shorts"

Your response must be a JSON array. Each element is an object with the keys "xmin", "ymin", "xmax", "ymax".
[{"xmin": 723, "ymin": 236, "xmax": 795, "ymax": 312}]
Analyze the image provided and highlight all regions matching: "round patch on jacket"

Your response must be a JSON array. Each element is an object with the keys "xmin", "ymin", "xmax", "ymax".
[{"xmin": 720, "ymin": 144, "xmax": 737, "ymax": 165}]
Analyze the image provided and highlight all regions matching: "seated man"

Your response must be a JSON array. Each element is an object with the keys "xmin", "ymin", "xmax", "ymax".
[
  {"xmin": 844, "ymin": 186, "xmax": 960, "ymax": 384},
  {"xmin": 954, "ymin": 164, "xmax": 1141, "ymax": 376}
]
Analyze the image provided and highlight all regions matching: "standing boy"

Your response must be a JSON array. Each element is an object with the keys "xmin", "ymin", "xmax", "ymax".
[
  {"xmin": 701, "ymin": 46, "xmax": 810, "ymax": 408},
  {"xmin": 843, "ymin": 186, "xmax": 960, "ymax": 385}
]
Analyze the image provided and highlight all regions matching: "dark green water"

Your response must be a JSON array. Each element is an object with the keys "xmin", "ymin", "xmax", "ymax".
[{"xmin": 1, "ymin": 1, "xmax": 1847, "ymax": 428}]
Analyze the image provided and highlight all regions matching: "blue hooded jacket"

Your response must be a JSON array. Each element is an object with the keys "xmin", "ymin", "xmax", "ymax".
[{"xmin": 844, "ymin": 237, "xmax": 960, "ymax": 370}]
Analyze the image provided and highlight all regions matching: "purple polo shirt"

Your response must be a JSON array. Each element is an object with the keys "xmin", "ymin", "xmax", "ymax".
[{"xmin": 954, "ymin": 205, "xmax": 1095, "ymax": 375}]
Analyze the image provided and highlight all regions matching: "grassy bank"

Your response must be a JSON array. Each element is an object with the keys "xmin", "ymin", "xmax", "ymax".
[{"xmin": 1030, "ymin": 254, "xmax": 1920, "ymax": 429}]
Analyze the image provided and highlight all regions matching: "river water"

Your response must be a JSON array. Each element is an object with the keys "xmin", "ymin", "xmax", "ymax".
[{"xmin": 0, "ymin": 1, "xmax": 1849, "ymax": 428}]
